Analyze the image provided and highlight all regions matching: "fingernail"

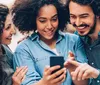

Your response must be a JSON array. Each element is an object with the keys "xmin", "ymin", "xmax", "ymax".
[
  {"xmin": 64, "ymin": 70, "xmax": 67, "ymax": 74},
  {"xmin": 72, "ymin": 77, "xmax": 75, "ymax": 80},
  {"xmin": 25, "ymin": 66, "xmax": 28, "ymax": 68},
  {"xmin": 63, "ymin": 68, "xmax": 66, "ymax": 71},
  {"xmin": 78, "ymin": 79, "xmax": 80, "ymax": 81},
  {"xmin": 45, "ymin": 65, "xmax": 50, "ymax": 68},
  {"xmin": 16, "ymin": 67, "xmax": 18, "ymax": 69},
  {"xmin": 69, "ymin": 50, "xmax": 71, "ymax": 53},
  {"xmin": 82, "ymin": 78, "xmax": 84, "ymax": 80}
]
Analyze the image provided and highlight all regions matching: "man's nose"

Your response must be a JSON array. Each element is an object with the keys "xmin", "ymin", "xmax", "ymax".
[{"xmin": 75, "ymin": 18, "xmax": 81, "ymax": 26}]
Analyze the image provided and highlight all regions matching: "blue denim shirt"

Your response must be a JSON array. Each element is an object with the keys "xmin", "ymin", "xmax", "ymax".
[{"xmin": 13, "ymin": 31, "xmax": 87, "ymax": 85}]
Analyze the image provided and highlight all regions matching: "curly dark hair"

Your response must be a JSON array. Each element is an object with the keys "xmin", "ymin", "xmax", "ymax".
[
  {"xmin": 0, "ymin": 4, "xmax": 9, "ymax": 35},
  {"xmin": 67, "ymin": 0, "xmax": 100, "ymax": 16},
  {"xmin": 96, "ymin": 0, "xmax": 100, "ymax": 16},
  {"xmin": 11, "ymin": 0, "xmax": 69, "ymax": 32}
]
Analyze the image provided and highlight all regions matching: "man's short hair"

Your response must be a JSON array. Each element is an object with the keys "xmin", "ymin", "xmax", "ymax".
[{"xmin": 67, "ymin": 0, "xmax": 100, "ymax": 16}]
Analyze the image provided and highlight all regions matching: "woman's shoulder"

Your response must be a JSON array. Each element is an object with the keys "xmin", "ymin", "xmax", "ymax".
[
  {"xmin": 15, "ymin": 36, "xmax": 36, "ymax": 53},
  {"xmin": 16, "ymin": 32, "xmax": 39, "ymax": 49}
]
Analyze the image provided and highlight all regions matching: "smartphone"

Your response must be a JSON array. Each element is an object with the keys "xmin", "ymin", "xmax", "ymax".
[{"xmin": 50, "ymin": 56, "xmax": 64, "ymax": 74}]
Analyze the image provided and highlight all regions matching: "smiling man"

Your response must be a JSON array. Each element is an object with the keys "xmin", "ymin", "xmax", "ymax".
[{"xmin": 66, "ymin": 0, "xmax": 100, "ymax": 85}]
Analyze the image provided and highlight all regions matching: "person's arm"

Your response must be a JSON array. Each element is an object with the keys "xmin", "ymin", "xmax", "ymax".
[
  {"xmin": 64, "ymin": 52, "xmax": 88, "ymax": 85},
  {"xmin": 73, "ymin": 36, "xmax": 88, "ymax": 85},
  {"xmin": 64, "ymin": 58, "xmax": 100, "ymax": 84}
]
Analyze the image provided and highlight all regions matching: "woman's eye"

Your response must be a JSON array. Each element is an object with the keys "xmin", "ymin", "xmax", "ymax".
[
  {"xmin": 5, "ymin": 24, "xmax": 11, "ymax": 30},
  {"xmin": 52, "ymin": 18, "xmax": 57, "ymax": 22},
  {"xmin": 39, "ymin": 20, "xmax": 46, "ymax": 23},
  {"xmin": 52, "ymin": 17, "xmax": 58, "ymax": 22}
]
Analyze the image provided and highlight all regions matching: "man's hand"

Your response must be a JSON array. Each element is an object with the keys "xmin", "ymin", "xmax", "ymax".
[
  {"xmin": 71, "ymin": 63, "xmax": 100, "ymax": 80},
  {"xmin": 64, "ymin": 51, "xmax": 89, "ymax": 85},
  {"xmin": 64, "ymin": 52, "xmax": 99, "ymax": 80},
  {"xmin": 64, "ymin": 51, "xmax": 80, "ymax": 72}
]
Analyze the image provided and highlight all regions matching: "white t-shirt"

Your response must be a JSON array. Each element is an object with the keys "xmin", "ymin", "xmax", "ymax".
[{"xmin": 52, "ymin": 48, "xmax": 59, "ymax": 56}]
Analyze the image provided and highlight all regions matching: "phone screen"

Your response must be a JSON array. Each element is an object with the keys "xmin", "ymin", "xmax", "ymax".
[{"xmin": 50, "ymin": 56, "xmax": 64, "ymax": 74}]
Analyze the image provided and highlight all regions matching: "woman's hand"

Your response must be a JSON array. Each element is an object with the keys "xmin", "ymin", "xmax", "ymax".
[
  {"xmin": 41, "ymin": 65, "xmax": 66, "ymax": 85},
  {"xmin": 12, "ymin": 66, "xmax": 28, "ymax": 85}
]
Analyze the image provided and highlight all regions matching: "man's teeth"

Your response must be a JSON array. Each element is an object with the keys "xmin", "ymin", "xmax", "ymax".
[{"xmin": 77, "ymin": 26, "xmax": 85, "ymax": 29}]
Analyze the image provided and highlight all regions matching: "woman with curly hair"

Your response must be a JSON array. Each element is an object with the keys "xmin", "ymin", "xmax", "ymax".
[
  {"xmin": 12, "ymin": 0, "xmax": 88, "ymax": 85},
  {"xmin": 0, "ymin": 4, "xmax": 28, "ymax": 85}
]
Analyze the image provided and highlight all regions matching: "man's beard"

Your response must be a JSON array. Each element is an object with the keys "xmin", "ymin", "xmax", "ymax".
[
  {"xmin": 71, "ymin": 16, "xmax": 96, "ymax": 36},
  {"xmin": 88, "ymin": 16, "xmax": 96, "ymax": 35}
]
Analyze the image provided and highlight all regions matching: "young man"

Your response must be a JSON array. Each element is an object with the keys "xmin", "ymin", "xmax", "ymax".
[{"xmin": 64, "ymin": 0, "xmax": 100, "ymax": 85}]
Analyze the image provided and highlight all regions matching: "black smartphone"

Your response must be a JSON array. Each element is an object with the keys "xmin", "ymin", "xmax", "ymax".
[{"xmin": 50, "ymin": 56, "xmax": 64, "ymax": 74}]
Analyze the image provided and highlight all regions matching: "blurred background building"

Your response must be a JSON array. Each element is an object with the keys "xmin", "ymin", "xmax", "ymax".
[{"xmin": 0, "ymin": 0, "xmax": 15, "ymax": 8}]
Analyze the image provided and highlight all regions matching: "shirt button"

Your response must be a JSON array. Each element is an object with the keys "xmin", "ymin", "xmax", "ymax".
[
  {"xmin": 91, "ymin": 62, "xmax": 94, "ymax": 65},
  {"xmin": 89, "ymin": 48, "xmax": 91, "ymax": 50},
  {"xmin": 97, "ymin": 80, "xmax": 100, "ymax": 83}
]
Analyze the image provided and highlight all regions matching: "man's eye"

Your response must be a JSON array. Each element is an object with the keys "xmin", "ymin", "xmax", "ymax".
[
  {"xmin": 80, "ymin": 16, "xmax": 88, "ymax": 18},
  {"xmin": 70, "ymin": 16, "xmax": 76, "ymax": 19}
]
